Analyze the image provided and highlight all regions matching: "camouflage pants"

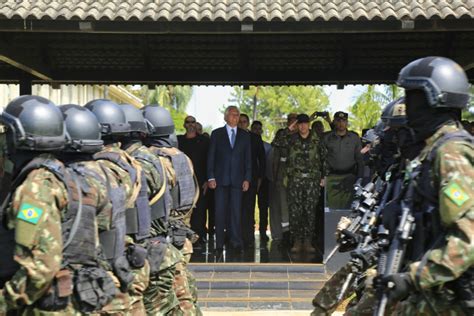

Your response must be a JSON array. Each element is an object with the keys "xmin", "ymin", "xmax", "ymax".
[
  {"xmin": 128, "ymin": 260, "xmax": 150, "ymax": 316},
  {"xmin": 393, "ymin": 293, "xmax": 468, "ymax": 316},
  {"xmin": 173, "ymin": 239, "xmax": 202, "ymax": 316},
  {"xmin": 344, "ymin": 289, "xmax": 375, "ymax": 316},
  {"xmin": 326, "ymin": 174, "xmax": 356, "ymax": 210},
  {"xmin": 288, "ymin": 177, "xmax": 320, "ymax": 241},
  {"xmin": 143, "ymin": 244, "xmax": 182, "ymax": 315},
  {"xmin": 312, "ymin": 263, "xmax": 353, "ymax": 315}
]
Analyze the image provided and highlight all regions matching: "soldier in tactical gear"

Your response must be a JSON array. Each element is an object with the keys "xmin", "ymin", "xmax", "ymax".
[
  {"xmin": 119, "ymin": 103, "xmax": 183, "ymax": 315},
  {"xmin": 143, "ymin": 104, "xmax": 202, "ymax": 315},
  {"xmin": 374, "ymin": 56, "xmax": 473, "ymax": 316},
  {"xmin": 85, "ymin": 99, "xmax": 149, "ymax": 315},
  {"xmin": 0, "ymin": 95, "xmax": 76, "ymax": 314},
  {"xmin": 312, "ymin": 98, "xmax": 423, "ymax": 316},
  {"xmin": 57, "ymin": 104, "xmax": 122, "ymax": 313}
]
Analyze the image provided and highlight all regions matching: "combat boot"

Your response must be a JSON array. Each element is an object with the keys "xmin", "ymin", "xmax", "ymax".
[
  {"xmin": 291, "ymin": 240, "xmax": 303, "ymax": 252},
  {"xmin": 303, "ymin": 239, "xmax": 316, "ymax": 253}
]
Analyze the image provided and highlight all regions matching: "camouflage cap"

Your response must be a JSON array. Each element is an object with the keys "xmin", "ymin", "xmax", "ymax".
[{"xmin": 334, "ymin": 111, "xmax": 348, "ymax": 120}]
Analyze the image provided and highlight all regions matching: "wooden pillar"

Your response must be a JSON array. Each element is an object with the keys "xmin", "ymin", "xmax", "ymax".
[{"xmin": 19, "ymin": 77, "xmax": 32, "ymax": 95}]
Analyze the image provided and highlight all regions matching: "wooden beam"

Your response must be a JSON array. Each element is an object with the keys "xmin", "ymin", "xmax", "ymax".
[{"xmin": 0, "ymin": 39, "xmax": 53, "ymax": 81}]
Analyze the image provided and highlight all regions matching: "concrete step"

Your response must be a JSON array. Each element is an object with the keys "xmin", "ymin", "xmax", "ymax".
[{"xmin": 189, "ymin": 263, "xmax": 326, "ymax": 311}]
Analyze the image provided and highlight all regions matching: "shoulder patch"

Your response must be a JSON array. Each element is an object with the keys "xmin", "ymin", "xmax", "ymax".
[
  {"xmin": 443, "ymin": 182, "xmax": 470, "ymax": 207},
  {"xmin": 17, "ymin": 203, "xmax": 44, "ymax": 225}
]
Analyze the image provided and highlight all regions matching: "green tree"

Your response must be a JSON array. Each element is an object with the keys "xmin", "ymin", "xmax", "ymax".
[
  {"xmin": 229, "ymin": 86, "xmax": 330, "ymax": 141},
  {"xmin": 122, "ymin": 85, "xmax": 193, "ymax": 134},
  {"xmin": 348, "ymin": 85, "xmax": 403, "ymax": 135}
]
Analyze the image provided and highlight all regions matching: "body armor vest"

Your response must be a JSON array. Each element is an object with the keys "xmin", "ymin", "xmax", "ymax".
[
  {"xmin": 149, "ymin": 146, "xmax": 197, "ymax": 212},
  {"xmin": 93, "ymin": 151, "xmax": 132, "ymax": 261},
  {"xmin": 0, "ymin": 158, "xmax": 100, "ymax": 286},
  {"xmin": 406, "ymin": 129, "xmax": 473, "ymax": 261},
  {"xmin": 130, "ymin": 149, "xmax": 170, "ymax": 222}
]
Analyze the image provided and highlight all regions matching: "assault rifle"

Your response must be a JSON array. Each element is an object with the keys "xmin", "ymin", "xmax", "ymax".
[
  {"xmin": 334, "ymin": 178, "xmax": 392, "ymax": 301},
  {"xmin": 374, "ymin": 181, "xmax": 416, "ymax": 316},
  {"xmin": 323, "ymin": 180, "xmax": 375, "ymax": 265}
]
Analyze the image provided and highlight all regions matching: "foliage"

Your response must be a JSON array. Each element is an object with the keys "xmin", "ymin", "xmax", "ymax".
[
  {"xmin": 348, "ymin": 85, "xmax": 403, "ymax": 134},
  {"xmin": 122, "ymin": 85, "xmax": 193, "ymax": 134},
  {"xmin": 228, "ymin": 86, "xmax": 330, "ymax": 141}
]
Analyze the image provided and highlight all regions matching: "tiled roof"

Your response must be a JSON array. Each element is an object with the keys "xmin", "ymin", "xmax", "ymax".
[{"xmin": 1, "ymin": 0, "xmax": 472, "ymax": 22}]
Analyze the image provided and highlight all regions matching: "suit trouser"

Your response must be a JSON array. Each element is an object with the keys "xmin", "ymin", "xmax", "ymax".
[
  {"xmin": 215, "ymin": 185, "xmax": 243, "ymax": 249},
  {"xmin": 241, "ymin": 179, "xmax": 258, "ymax": 245},
  {"xmin": 258, "ymin": 177, "xmax": 270, "ymax": 234},
  {"xmin": 190, "ymin": 189, "xmax": 207, "ymax": 240},
  {"xmin": 206, "ymin": 189, "xmax": 215, "ymax": 236},
  {"xmin": 270, "ymin": 180, "xmax": 289, "ymax": 239}
]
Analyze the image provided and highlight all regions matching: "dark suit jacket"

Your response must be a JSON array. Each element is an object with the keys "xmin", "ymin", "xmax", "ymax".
[
  {"xmin": 250, "ymin": 132, "xmax": 266, "ymax": 182},
  {"xmin": 207, "ymin": 125, "xmax": 252, "ymax": 188}
]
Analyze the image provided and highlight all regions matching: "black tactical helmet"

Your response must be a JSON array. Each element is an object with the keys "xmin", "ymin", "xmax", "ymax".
[
  {"xmin": 142, "ymin": 104, "xmax": 175, "ymax": 137},
  {"xmin": 381, "ymin": 97, "xmax": 407, "ymax": 128},
  {"xmin": 0, "ymin": 95, "xmax": 65, "ymax": 151},
  {"xmin": 60, "ymin": 104, "xmax": 103, "ymax": 153},
  {"xmin": 120, "ymin": 104, "xmax": 148, "ymax": 134},
  {"xmin": 397, "ymin": 57, "xmax": 470, "ymax": 109},
  {"xmin": 84, "ymin": 99, "xmax": 130, "ymax": 136}
]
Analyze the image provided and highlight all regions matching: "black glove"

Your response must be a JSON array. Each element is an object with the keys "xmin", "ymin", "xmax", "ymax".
[
  {"xmin": 374, "ymin": 273, "xmax": 413, "ymax": 303},
  {"xmin": 339, "ymin": 229, "xmax": 360, "ymax": 252},
  {"xmin": 350, "ymin": 244, "xmax": 378, "ymax": 271}
]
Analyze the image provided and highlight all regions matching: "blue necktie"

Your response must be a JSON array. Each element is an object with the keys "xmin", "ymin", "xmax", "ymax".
[{"xmin": 230, "ymin": 128, "xmax": 236, "ymax": 148}]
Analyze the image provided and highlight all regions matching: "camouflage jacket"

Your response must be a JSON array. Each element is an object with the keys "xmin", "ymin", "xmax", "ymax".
[
  {"xmin": 286, "ymin": 132, "xmax": 328, "ymax": 180},
  {"xmin": 125, "ymin": 142, "xmax": 164, "ymax": 199},
  {"xmin": 271, "ymin": 128, "xmax": 291, "ymax": 181},
  {"xmin": 407, "ymin": 123, "xmax": 474, "ymax": 290},
  {"xmin": 1, "ymin": 158, "xmax": 66, "ymax": 310}
]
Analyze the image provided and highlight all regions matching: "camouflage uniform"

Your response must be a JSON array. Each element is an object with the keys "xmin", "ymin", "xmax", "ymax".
[
  {"xmin": 285, "ymin": 132, "xmax": 328, "ymax": 241},
  {"xmin": 0, "ymin": 157, "xmax": 78, "ymax": 315},
  {"xmin": 312, "ymin": 263, "xmax": 353, "ymax": 315},
  {"xmin": 95, "ymin": 143, "xmax": 148, "ymax": 316},
  {"xmin": 124, "ymin": 142, "xmax": 182, "ymax": 315},
  {"xmin": 271, "ymin": 128, "xmax": 293, "ymax": 236},
  {"xmin": 393, "ymin": 123, "xmax": 474, "ymax": 315},
  {"xmin": 148, "ymin": 145, "xmax": 201, "ymax": 315}
]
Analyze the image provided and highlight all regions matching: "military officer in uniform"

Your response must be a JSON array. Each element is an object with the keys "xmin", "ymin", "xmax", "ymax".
[
  {"xmin": 271, "ymin": 113, "xmax": 298, "ymax": 241},
  {"xmin": 323, "ymin": 112, "xmax": 364, "ymax": 209},
  {"xmin": 375, "ymin": 57, "xmax": 473, "ymax": 315},
  {"xmin": 285, "ymin": 114, "xmax": 328, "ymax": 253}
]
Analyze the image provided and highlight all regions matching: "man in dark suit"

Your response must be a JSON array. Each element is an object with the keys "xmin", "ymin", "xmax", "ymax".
[
  {"xmin": 207, "ymin": 106, "xmax": 252, "ymax": 251},
  {"xmin": 239, "ymin": 113, "xmax": 266, "ymax": 247}
]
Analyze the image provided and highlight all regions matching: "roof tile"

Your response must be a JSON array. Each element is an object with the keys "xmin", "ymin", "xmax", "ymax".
[{"xmin": 0, "ymin": 0, "xmax": 471, "ymax": 22}]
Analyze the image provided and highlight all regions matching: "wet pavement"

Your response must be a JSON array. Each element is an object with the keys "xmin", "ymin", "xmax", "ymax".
[{"xmin": 190, "ymin": 232, "xmax": 323, "ymax": 264}]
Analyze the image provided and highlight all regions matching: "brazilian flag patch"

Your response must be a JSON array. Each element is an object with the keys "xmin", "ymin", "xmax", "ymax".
[
  {"xmin": 17, "ymin": 203, "xmax": 43, "ymax": 225},
  {"xmin": 444, "ymin": 182, "xmax": 470, "ymax": 207}
]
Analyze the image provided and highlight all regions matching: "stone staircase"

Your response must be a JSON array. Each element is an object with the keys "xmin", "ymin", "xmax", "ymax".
[{"xmin": 189, "ymin": 263, "xmax": 328, "ymax": 311}]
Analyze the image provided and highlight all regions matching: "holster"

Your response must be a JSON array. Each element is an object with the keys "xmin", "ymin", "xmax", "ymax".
[
  {"xmin": 112, "ymin": 256, "xmax": 134, "ymax": 293},
  {"xmin": 35, "ymin": 269, "xmax": 72, "ymax": 311},
  {"xmin": 126, "ymin": 244, "xmax": 147, "ymax": 269},
  {"xmin": 74, "ymin": 267, "xmax": 117, "ymax": 313}
]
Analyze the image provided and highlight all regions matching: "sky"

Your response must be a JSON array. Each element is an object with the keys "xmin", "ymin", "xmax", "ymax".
[{"xmin": 186, "ymin": 85, "xmax": 365, "ymax": 129}]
